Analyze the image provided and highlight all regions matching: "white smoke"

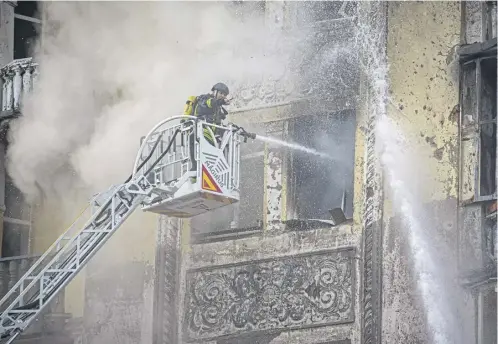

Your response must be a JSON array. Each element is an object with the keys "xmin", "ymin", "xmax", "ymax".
[{"xmin": 6, "ymin": 1, "xmax": 296, "ymax": 202}]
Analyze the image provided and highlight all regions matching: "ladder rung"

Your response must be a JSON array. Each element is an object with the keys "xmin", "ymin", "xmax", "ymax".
[
  {"xmin": 45, "ymin": 269, "xmax": 77, "ymax": 274},
  {"xmin": 0, "ymin": 179, "xmax": 149, "ymax": 341}
]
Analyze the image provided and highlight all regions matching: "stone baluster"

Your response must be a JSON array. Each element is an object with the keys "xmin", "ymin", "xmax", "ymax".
[
  {"xmin": 7, "ymin": 260, "xmax": 18, "ymax": 291},
  {"xmin": 19, "ymin": 258, "xmax": 29, "ymax": 302},
  {"xmin": 1, "ymin": 73, "xmax": 7, "ymax": 111},
  {"xmin": 6, "ymin": 260, "xmax": 18, "ymax": 306},
  {"xmin": 0, "ymin": 262, "xmax": 5, "ymax": 298},
  {"xmin": 0, "ymin": 59, "xmax": 38, "ymax": 113},
  {"xmin": 4, "ymin": 70, "xmax": 13, "ymax": 111},
  {"xmin": 22, "ymin": 65, "xmax": 33, "ymax": 103},
  {"xmin": 31, "ymin": 65, "xmax": 39, "ymax": 91},
  {"xmin": 0, "ymin": 256, "xmax": 40, "ymax": 309},
  {"xmin": 12, "ymin": 65, "xmax": 23, "ymax": 111}
]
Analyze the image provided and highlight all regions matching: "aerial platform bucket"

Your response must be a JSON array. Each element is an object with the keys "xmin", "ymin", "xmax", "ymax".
[{"xmin": 132, "ymin": 116, "xmax": 242, "ymax": 218}]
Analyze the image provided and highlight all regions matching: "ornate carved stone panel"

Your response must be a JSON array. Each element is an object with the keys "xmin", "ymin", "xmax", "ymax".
[{"xmin": 183, "ymin": 248, "xmax": 356, "ymax": 342}]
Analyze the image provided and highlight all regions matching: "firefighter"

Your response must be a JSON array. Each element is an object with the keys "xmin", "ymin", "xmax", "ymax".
[
  {"xmin": 184, "ymin": 82, "xmax": 230, "ymax": 143},
  {"xmin": 184, "ymin": 83, "xmax": 231, "ymax": 176}
]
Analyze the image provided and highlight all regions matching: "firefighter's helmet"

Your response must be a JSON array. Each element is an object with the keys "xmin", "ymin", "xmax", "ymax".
[{"xmin": 211, "ymin": 82, "xmax": 229, "ymax": 95}]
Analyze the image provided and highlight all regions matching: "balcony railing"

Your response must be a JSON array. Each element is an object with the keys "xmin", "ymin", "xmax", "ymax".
[
  {"xmin": 0, "ymin": 254, "xmax": 40, "ymax": 304},
  {"xmin": 0, "ymin": 255, "xmax": 71, "ymax": 337},
  {"xmin": 0, "ymin": 57, "xmax": 38, "ymax": 115}
]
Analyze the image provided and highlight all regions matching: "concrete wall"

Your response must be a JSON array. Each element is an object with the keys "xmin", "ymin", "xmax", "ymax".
[
  {"xmin": 172, "ymin": 3, "xmax": 367, "ymax": 343},
  {"xmin": 382, "ymin": 2, "xmax": 475, "ymax": 343}
]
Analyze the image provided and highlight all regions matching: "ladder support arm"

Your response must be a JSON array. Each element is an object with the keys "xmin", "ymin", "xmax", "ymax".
[{"xmin": 0, "ymin": 178, "xmax": 150, "ymax": 343}]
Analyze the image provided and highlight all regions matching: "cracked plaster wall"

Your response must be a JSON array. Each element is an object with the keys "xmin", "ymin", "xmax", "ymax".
[
  {"xmin": 386, "ymin": 1, "xmax": 461, "ymax": 202},
  {"xmin": 382, "ymin": 2, "xmax": 475, "ymax": 343}
]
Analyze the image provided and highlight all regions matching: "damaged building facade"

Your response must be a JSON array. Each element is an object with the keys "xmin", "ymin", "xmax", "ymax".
[{"xmin": 0, "ymin": 1, "xmax": 494, "ymax": 344}]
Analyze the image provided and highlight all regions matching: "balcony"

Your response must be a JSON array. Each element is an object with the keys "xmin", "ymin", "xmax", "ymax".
[
  {"xmin": 0, "ymin": 57, "xmax": 38, "ymax": 117},
  {"xmin": 0, "ymin": 254, "xmax": 40, "ymax": 308},
  {"xmin": 0, "ymin": 255, "xmax": 74, "ymax": 343}
]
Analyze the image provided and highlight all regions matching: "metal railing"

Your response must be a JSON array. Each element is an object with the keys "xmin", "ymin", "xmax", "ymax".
[
  {"xmin": 0, "ymin": 58, "xmax": 38, "ymax": 113},
  {"xmin": 0, "ymin": 255, "xmax": 39, "ymax": 311},
  {"xmin": 133, "ymin": 116, "xmax": 242, "ymax": 193},
  {"xmin": 136, "ymin": 116, "xmax": 192, "ymax": 188}
]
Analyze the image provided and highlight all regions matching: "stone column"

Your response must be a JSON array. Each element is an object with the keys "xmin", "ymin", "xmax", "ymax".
[
  {"xmin": 357, "ymin": 2, "xmax": 388, "ymax": 344},
  {"xmin": 0, "ymin": 142, "xmax": 6, "ymax": 257},
  {"xmin": 264, "ymin": 122, "xmax": 285, "ymax": 232},
  {"xmin": 0, "ymin": 2, "xmax": 15, "ymax": 68},
  {"xmin": 153, "ymin": 216, "xmax": 180, "ymax": 344},
  {"xmin": 0, "ymin": 1, "xmax": 15, "ymax": 114}
]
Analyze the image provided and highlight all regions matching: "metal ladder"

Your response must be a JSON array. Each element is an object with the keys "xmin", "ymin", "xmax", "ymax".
[
  {"xmin": 0, "ymin": 124, "xmax": 182, "ymax": 343},
  {"xmin": 0, "ymin": 115, "xmax": 251, "ymax": 342},
  {"xmin": 0, "ymin": 177, "xmax": 151, "ymax": 343}
]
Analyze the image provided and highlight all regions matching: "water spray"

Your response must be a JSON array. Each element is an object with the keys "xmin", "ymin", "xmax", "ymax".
[
  {"xmin": 254, "ymin": 135, "xmax": 333, "ymax": 160},
  {"xmin": 231, "ymin": 123, "xmax": 333, "ymax": 160}
]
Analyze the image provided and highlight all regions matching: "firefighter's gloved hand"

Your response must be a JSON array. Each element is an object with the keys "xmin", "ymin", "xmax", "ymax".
[{"xmin": 217, "ymin": 98, "xmax": 230, "ymax": 106}]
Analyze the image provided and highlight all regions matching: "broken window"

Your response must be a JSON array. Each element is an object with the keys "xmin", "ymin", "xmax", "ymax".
[
  {"xmin": 287, "ymin": 110, "xmax": 356, "ymax": 221},
  {"xmin": 478, "ymin": 57, "xmax": 497, "ymax": 198},
  {"xmin": 15, "ymin": 1, "xmax": 41, "ymax": 19},
  {"xmin": 477, "ymin": 284, "xmax": 497, "ymax": 344},
  {"xmin": 461, "ymin": 55, "xmax": 497, "ymax": 201},
  {"xmin": 14, "ymin": 1, "xmax": 42, "ymax": 59}
]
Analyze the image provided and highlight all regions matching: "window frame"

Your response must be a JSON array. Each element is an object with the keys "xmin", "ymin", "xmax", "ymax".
[
  {"xmin": 285, "ymin": 111, "xmax": 356, "ymax": 222},
  {"xmin": 476, "ymin": 282, "xmax": 497, "ymax": 344},
  {"xmin": 475, "ymin": 55, "xmax": 496, "ymax": 202},
  {"xmin": 460, "ymin": 50, "xmax": 497, "ymax": 203},
  {"xmin": 13, "ymin": 1, "xmax": 43, "ymax": 60}
]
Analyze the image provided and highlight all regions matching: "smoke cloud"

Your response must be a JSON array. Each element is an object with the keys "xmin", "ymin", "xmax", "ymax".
[{"xmin": 6, "ymin": 1, "xmax": 296, "ymax": 202}]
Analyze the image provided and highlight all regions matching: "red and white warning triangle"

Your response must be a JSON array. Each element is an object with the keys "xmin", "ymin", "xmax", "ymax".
[{"xmin": 201, "ymin": 165, "xmax": 222, "ymax": 193}]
